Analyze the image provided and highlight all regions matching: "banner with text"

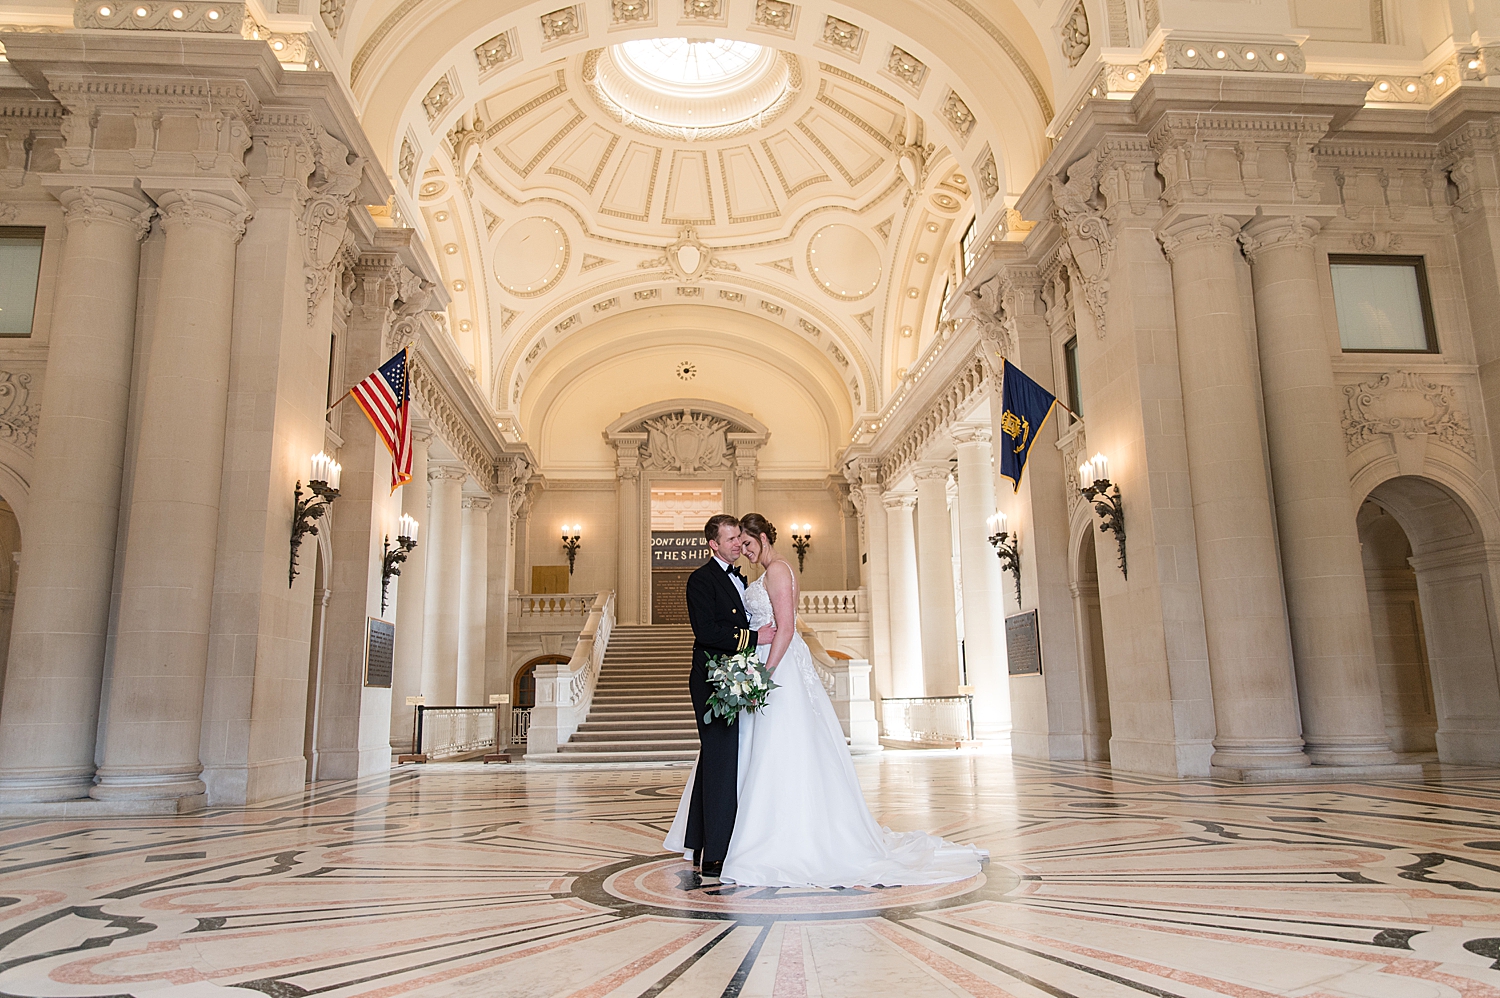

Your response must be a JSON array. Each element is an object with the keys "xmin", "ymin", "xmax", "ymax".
[{"xmin": 652, "ymin": 531, "xmax": 713, "ymax": 568}]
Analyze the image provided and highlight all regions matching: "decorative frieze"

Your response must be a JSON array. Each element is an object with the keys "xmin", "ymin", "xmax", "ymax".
[
  {"xmin": 1150, "ymin": 38, "xmax": 1305, "ymax": 74},
  {"xmin": 73, "ymin": 0, "xmax": 244, "ymax": 32},
  {"xmin": 1342, "ymin": 371, "xmax": 1475, "ymax": 459}
]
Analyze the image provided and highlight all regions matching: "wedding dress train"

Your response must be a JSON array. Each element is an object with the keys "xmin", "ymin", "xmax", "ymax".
[{"xmin": 664, "ymin": 577, "xmax": 987, "ymax": 887}]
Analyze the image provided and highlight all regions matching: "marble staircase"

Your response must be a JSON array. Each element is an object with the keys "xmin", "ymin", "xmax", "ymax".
[{"xmin": 551, "ymin": 624, "xmax": 699, "ymax": 763}]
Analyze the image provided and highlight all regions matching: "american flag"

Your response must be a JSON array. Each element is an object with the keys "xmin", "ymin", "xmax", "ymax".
[{"xmin": 351, "ymin": 348, "xmax": 413, "ymax": 492}]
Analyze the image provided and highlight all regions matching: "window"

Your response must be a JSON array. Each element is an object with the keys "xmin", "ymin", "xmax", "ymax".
[
  {"xmin": 0, "ymin": 228, "xmax": 44, "ymax": 337},
  {"xmin": 938, "ymin": 273, "xmax": 954, "ymax": 322},
  {"xmin": 1063, "ymin": 336, "xmax": 1082, "ymax": 418},
  {"xmin": 1329, "ymin": 255, "xmax": 1437, "ymax": 353},
  {"xmin": 960, "ymin": 218, "xmax": 978, "ymax": 276}
]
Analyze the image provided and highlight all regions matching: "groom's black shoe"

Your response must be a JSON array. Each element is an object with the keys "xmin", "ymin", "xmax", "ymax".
[{"xmin": 700, "ymin": 860, "xmax": 723, "ymax": 883}]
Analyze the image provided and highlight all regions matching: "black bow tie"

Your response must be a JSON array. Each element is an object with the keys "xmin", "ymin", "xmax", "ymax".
[{"xmin": 726, "ymin": 565, "xmax": 746, "ymax": 583}]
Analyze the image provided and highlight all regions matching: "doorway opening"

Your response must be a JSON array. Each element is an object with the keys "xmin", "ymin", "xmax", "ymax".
[
  {"xmin": 650, "ymin": 484, "xmax": 722, "ymax": 624},
  {"xmin": 1074, "ymin": 529, "xmax": 1111, "ymax": 761},
  {"xmin": 1359, "ymin": 476, "xmax": 1500, "ymax": 764}
]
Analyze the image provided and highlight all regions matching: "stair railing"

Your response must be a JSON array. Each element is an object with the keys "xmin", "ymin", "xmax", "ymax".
[
  {"xmin": 525, "ymin": 589, "xmax": 616, "ymax": 755},
  {"xmin": 797, "ymin": 620, "xmax": 881, "ymax": 752}
]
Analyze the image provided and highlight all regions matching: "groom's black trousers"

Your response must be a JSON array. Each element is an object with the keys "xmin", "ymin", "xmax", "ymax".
[{"xmin": 684, "ymin": 559, "xmax": 758, "ymax": 863}]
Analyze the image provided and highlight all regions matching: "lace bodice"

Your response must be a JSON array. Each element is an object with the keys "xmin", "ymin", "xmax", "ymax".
[{"xmin": 743, "ymin": 578, "xmax": 775, "ymax": 631}]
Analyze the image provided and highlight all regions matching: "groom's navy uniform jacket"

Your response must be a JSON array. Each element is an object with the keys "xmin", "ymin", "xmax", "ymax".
[{"xmin": 684, "ymin": 557, "xmax": 759, "ymax": 863}]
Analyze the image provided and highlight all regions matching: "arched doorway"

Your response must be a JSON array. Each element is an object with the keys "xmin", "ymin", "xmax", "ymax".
[
  {"xmin": 1356, "ymin": 500, "xmax": 1437, "ymax": 755},
  {"xmin": 1360, "ymin": 476, "xmax": 1500, "ymax": 765},
  {"xmin": 514, "ymin": 655, "xmax": 569, "ymax": 710},
  {"xmin": 1071, "ymin": 529, "xmax": 1111, "ymax": 761},
  {"xmin": 0, "ymin": 498, "xmax": 20, "ymax": 705}
]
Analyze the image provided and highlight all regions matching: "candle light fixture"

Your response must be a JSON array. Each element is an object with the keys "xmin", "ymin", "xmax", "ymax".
[
  {"xmin": 562, "ymin": 523, "xmax": 582, "ymax": 574},
  {"xmin": 790, "ymin": 523, "xmax": 812, "ymax": 572},
  {"xmin": 987, "ymin": 511, "xmax": 1022, "ymax": 605},
  {"xmin": 1078, "ymin": 452, "xmax": 1127, "ymax": 578},
  {"xmin": 380, "ymin": 513, "xmax": 420, "ymax": 615},
  {"xmin": 290, "ymin": 451, "xmax": 341, "ymax": 587}
]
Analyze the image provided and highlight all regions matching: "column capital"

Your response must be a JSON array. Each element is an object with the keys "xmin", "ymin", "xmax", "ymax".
[
  {"xmin": 1156, "ymin": 213, "xmax": 1242, "ymax": 263},
  {"xmin": 951, "ymin": 424, "xmax": 992, "ymax": 446},
  {"xmin": 152, "ymin": 187, "xmax": 254, "ymax": 244},
  {"xmin": 882, "ymin": 493, "xmax": 917, "ymax": 510},
  {"xmin": 1238, "ymin": 214, "xmax": 1322, "ymax": 262},
  {"xmin": 410, "ymin": 417, "xmax": 434, "ymax": 445},
  {"xmin": 462, "ymin": 495, "xmax": 493, "ymax": 511},
  {"xmin": 50, "ymin": 185, "xmax": 156, "ymax": 240},
  {"xmin": 912, "ymin": 463, "xmax": 952, "ymax": 485},
  {"xmin": 429, "ymin": 463, "xmax": 467, "ymax": 484}
]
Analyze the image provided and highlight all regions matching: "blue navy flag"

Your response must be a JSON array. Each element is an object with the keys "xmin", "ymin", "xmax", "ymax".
[{"xmin": 998, "ymin": 359, "xmax": 1059, "ymax": 492}]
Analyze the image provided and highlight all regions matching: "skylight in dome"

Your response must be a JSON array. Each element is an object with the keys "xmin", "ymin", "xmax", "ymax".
[{"xmin": 617, "ymin": 38, "xmax": 765, "ymax": 88}]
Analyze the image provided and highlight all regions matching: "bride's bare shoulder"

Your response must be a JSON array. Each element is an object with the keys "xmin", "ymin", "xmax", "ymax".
[{"xmin": 762, "ymin": 558, "xmax": 795, "ymax": 593}]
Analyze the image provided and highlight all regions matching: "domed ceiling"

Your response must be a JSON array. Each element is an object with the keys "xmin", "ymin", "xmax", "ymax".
[{"xmin": 399, "ymin": 11, "xmax": 1009, "ymax": 450}]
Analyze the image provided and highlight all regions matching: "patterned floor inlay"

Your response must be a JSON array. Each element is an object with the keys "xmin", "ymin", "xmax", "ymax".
[{"xmin": 1, "ymin": 752, "xmax": 1499, "ymax": 997}]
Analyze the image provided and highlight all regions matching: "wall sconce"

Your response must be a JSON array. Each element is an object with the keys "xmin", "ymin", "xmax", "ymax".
[
  {"xmin": 381, "ymin": 513, "xmax": 420, "ymax": 615},
  {"xmin": 1078, "ymin": 452, "xmax": 1127, "ymax": 579},
  {"xmin": 562, "ymin": 523, "xmax": 582, "ymax": 574},
  {"xmin": 987, "ymin": 511, "xmax": 1022, "ymax": 605},
  {"xmin": 290, "ymin": 451, "xmax": 341, "ymax": 587},
  {"xmin": 790, "ymin": 524, "xmax": 812, "ymax": 572}
]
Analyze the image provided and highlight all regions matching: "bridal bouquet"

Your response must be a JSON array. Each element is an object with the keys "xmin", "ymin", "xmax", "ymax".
[{"xmin": 703, "ymin": 650, "xmax": 778, "ymax": 725}]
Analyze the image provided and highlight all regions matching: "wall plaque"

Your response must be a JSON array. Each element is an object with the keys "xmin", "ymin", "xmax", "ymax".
[
  {"xmin": 1005, "ymin": 610, "xmax": 1042, "ymax": 676},
  {"xmin": 365, "ymin": 617, "xmax": 395, "ymax": 688},
  {"xmin": 652, "ymin": 530, "xmax": 712, "ymax": 567}
]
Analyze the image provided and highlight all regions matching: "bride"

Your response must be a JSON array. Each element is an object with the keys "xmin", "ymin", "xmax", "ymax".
[{"xmin": 665, "ymin": 513, "xmax": 988, "ymax": 888}]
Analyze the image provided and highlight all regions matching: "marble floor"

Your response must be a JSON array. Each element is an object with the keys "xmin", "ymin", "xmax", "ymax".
[{"xmin": 1, "ymin": 752, "xmax": 1499, "ymax": 998}]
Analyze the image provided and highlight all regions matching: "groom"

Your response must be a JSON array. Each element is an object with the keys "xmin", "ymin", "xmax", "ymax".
[{"xmin": 684, "ymin": 514, "xmax": 773, "ymax": 881}]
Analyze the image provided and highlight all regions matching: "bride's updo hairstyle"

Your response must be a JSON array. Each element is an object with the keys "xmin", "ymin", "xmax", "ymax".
[{"xmin": 738, "ymin": 513, "xmax": 777, "ymax": 545}]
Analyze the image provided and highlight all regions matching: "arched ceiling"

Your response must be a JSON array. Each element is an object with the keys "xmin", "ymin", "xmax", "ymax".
[{"xmin": 331, "ymin": 0, "xmax": 1057, "ymax": 447}]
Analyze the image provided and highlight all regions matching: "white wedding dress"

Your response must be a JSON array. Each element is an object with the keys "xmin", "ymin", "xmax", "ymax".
[{"xmin": 665, "ymin": 576, "xmax": 988, "ymax": 887}]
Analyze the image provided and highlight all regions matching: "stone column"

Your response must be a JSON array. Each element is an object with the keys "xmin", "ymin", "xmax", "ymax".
[
  {"xmin": 0, "ymin": 186, "xmax": 152, "ymax": 802},
  {"xmin": 913, "ymin": 467, "xmax": 961, "ymax": 697},
  {"xmin": 420, "ymin": 464, "xmax": 466, "ymax": 705},
  {"xmin": 614, "ymin": 450, "xmax": 643, "ymax": 624},
  {"xmin": 952, "ymin": 428, "xmax": 1012, "ymax": 737},
  {"xmin": 484, "ymin": 478, "xmax": 517, "ymax": 725},
  {"xmin": 854, "ymin": 474, "xmax": 893, "ymax": 699},
  {"xmin": 92, "ymin": 187, "xmax": 252, "ymax": 804},
  {"xmin": 456, "ymin": 495, "xmax": 490, "ymax": 706},
  {"xmin": 1158, "ymin": 214, "xmax": 1307, "ymax": 774},
  {"xmin": 883, "ymin": 494, "xmax": 924, "ymax": 698},
  {"xmin": 1241, "ymin": 215, "xmax": 1396, "ymax": 767},
  {"xmin": 389, "ymin": 422, "xmax": 432, "ymax": 751}
]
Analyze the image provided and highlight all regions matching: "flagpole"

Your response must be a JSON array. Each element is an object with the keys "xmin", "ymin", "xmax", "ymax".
[{"xmin": 325, "ymin": 389, "xmax": 351, "ymax": 415}]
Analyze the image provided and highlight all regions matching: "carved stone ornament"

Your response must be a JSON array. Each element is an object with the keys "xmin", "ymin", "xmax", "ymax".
[
  {"xmin": 969, "ymin": 276, "xmax": 1016, "ymax": 361},
  {"xmin": 753, "ymin": 0, "xmax": 795, "ymax": 32},
  {"xmin": 821, "ymin": 15, "xmax": 863, "ymax": 53},
  {"xmin": 0, "ymin": 370, "xmax": 39, "ymax": 454},
  {"xmin": 1049, "ymin": 150, "xmax": 1112, "ymax": 336},
  {"xmin": 1060, "ymin": 0, "xmax": 1090, "ymax": 67},
  {"xmin": 540, "ymin": 5, "xmax": 583, "ymax": 40},
  {"xmin": 1342, "ymin": 371, "xmax": 1476, "ymax": 459},
  {"xmin": 940, "ymin": 90, "xmax": 975, "ymax": 142},
  {"xmin": 642, "ymin": 410, "xmax": 732, "ymax": 473},
  {"xmin": 886, "ymin": 46, "xmax": 927, "ymax": 90},
  {"xmin": 974, "ymin": 146, "xmax": 1000, "ymax": 205},
  {"xmin": 422, "ymin": 75, "xmax": 457, "ymax": 125},
  {"xmin": 475, "ymin": 30, "xmax": 518, "ymax": 73},
  {"xmin": 300, "ymin": 128, "xmax": 365, "ymax": 323},
  {"xmin": 612, "ymin": 0, "xmax": 651, "ymax": 22},
  {"xmin": 319, "ymin": 0, "xmax": 345, "ymax": 36},
  {"xmin": 682, "ymin": 0, "xmax": 722, "ymax": 20},
  {"xmin": 398, "ymin": 139, "xmax": 416, "ymax": 187},
  {"xmin": 74, "ymin": 0, "xmax": 244, "ymax": 32}
]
